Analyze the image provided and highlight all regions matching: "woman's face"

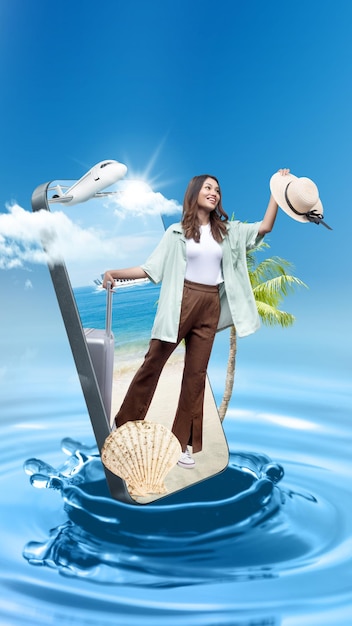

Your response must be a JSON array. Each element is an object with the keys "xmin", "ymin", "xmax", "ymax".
[{"xmin": 197, "ymin": 177, "xmax": 221, "ymax": 212}]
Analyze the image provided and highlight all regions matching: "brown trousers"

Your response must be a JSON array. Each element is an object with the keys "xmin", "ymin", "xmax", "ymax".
[{"xmin": 114, "ymin": 280, "xmax": 220, "ymax": 453}]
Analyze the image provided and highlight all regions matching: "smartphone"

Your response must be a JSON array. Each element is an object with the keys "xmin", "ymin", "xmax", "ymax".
[{"xmin": 31, "ymin": 172, "xmax": 229, "ymax": 504}]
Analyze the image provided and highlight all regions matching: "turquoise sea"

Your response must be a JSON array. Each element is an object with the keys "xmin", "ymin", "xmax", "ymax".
[{"xmin": 74, "ymin": 281, "xmax": 160, "ymax": 357}]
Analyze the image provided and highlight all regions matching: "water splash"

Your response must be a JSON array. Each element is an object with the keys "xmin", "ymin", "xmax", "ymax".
[{"xmin": 23, "ymin": 438, "xmax": 285, "ymax": 585}]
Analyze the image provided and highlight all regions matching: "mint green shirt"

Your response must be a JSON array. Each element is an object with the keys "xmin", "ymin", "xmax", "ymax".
[{"xmin": 141, "ymin": 221, "xmax": 263, "ymax": 342}]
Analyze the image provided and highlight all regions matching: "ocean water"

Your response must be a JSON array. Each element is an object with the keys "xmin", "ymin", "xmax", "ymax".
[
  {"xmin": 1, "ymin": 283, "xmax": 352, "ymax": 625},
  {"xmin": 74, "ymin": 282, "xmax": 160, "ymax": 356}
]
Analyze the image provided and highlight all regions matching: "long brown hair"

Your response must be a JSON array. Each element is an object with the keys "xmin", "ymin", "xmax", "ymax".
[{"xmin": 181, "ymin": 175, "xmax": 229, "ymax": 242}]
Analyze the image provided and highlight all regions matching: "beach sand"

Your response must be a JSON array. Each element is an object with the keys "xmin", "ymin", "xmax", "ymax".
[{"xmin": 110, "ymin": 346, "xmax": 229, "ymax": 504}]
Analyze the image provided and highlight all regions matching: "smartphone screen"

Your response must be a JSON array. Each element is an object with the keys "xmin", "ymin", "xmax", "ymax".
[{"xmin": 32, "ymin": 174, "xmax": 229, "ymax": 503}]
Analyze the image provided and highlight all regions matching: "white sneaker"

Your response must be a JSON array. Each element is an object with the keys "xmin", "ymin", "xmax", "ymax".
[{"xmin": 177, "ymin": 447, "xmax": 195, "ymax": 469}]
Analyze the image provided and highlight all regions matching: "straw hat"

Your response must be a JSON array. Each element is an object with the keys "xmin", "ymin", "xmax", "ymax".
[{"xmin": 270, "ymin": 172, "xmax": 332, "ymax": 230}]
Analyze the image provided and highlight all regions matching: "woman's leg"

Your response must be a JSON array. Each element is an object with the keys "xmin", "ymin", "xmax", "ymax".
[
  {"xmin": 115, "ymin": 281, "xmax": 220, "ymax": 452},
  {"xmin": 171, "ymin": 282, "xmax": 220, "ymax": 453},
  {"xmin": 114, "ymin": 338, "xmax": 179, "ymax": 428}
]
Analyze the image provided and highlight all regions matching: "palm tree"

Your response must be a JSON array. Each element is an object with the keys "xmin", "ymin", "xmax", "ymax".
[{"xmin": 218, "ymin": 241, "xmax": 307, "ymax": 421}]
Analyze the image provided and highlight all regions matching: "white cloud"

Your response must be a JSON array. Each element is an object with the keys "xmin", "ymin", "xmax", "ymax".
[
  {"xmin": 108, "ymin": 181, "xmax": 181, "ymax": 218},
  {"xmin": 24, "ymin": 279, "xmax": 33, "ymax": 289},
  {"xmin": 0, "ymin": 185, "xmax": 182, "ymax": 282},
  {"xmin": 0, "ymin": 203, "xmax": 133, "ymax": 269},
  {"xmin": 0, "ymin": 205, "xmax": 47, "ymax": 268}
]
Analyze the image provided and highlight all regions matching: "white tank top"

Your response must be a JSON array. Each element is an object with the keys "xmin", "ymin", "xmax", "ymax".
[{"xmin": 185, "ymin": 223, "xmax": 223, "ymax": 285}]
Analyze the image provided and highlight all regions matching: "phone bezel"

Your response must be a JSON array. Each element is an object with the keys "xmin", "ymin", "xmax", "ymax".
[{"xmin": 31, "ymin": 182, "xmax": 135, "ymax": 504}]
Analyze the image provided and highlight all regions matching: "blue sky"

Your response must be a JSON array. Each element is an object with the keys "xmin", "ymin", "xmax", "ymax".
[{"xmin": 1, "ymin": 0, "xmax": 351, "ymax": 393}]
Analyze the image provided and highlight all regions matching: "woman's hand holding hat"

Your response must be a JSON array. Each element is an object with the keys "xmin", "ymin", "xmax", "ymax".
[{"xmin": 270, "ymin": 169, "xmax": 332, "ymax": 230}]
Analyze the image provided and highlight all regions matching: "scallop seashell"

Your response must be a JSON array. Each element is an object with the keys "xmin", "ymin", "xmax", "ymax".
[{"xmin": 101, "ymin": 421, "xmax": 181, "ymax": 497}]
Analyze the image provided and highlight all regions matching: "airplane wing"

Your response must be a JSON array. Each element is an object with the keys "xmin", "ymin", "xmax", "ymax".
[
  {"xmin": 93, "ymin": 191, "xmax": 121, "ymax": 198},
  {"xmin": 48, "ymin": 195, "xmax": 74, "ymax": 204},
  {"xmin": 48, "ymin": 191, "xmax": 120, "ymax": 204}
]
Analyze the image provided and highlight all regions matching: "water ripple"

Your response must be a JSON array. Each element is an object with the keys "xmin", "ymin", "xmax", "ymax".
[{"xmin": 1, "ymin": 400, "xmax": 352, "ymax": 625}]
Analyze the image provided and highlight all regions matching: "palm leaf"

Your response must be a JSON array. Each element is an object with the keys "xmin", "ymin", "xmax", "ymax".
[
  {"xmin": 250, "ymin": 256, "xmax": 297, "ymax": 287},
  {"xmin": 246, "ymin": 240, "xmax": 270, "ymax": 272},
  {"xmin": 253, "ymin": 275, "xmax": 308, "ymax": 306},
  {"xmin": 255, "ymin": 301, "xmax": 296, "ymax": 327}
]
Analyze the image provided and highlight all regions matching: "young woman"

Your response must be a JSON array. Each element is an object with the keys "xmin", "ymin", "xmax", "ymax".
[{"xmin": 103, "ymin": 169, "xmax": 290, "ymax": 468}]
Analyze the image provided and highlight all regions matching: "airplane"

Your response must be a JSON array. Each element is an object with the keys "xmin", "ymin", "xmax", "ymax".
[
  {"xmin": 93, "ymin": 276, "xmax": 149, "ymax": 292},
  {"xmin": 48, "ymin": 160, "xmax": 128, "ymax": 206}
]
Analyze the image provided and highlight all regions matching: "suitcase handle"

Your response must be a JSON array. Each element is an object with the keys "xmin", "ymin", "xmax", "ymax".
[{"xmin": 105, "ymin": 281, "xmax": 113, "ymax": 338}]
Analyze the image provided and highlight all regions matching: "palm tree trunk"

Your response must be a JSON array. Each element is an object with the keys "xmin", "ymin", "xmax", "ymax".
[{"xmin": 218, "ymin": 325, "xmax": 237, "ymax": 422}]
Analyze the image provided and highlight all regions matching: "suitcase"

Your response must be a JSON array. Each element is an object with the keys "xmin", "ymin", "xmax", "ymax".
[{"xmin": 84, "ymin": 284, "xmax": 114, "ymax": 421}]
